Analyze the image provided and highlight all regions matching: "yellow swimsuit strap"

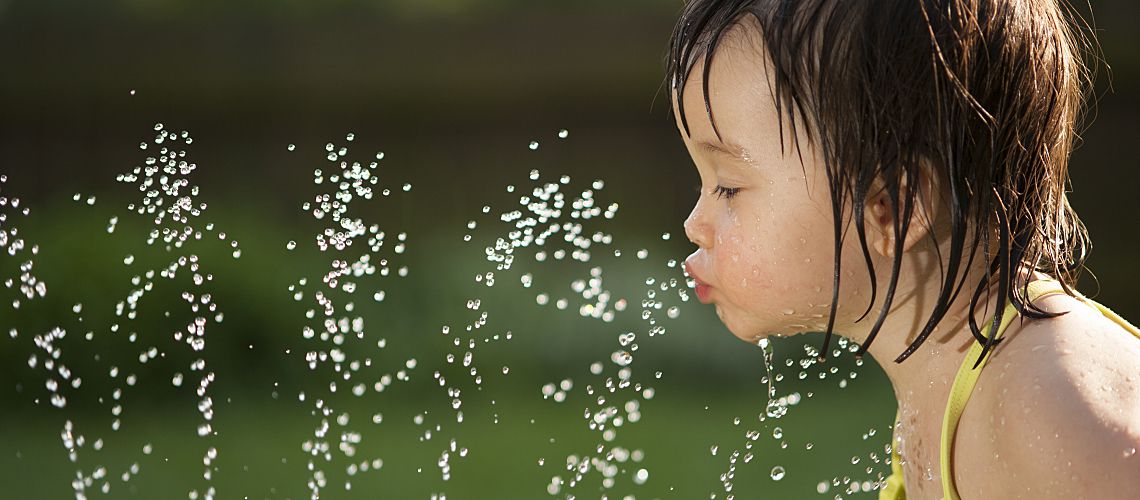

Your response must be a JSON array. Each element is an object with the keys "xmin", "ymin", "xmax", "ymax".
[
  {"xmin": 939, "ymin": 280, "xmax": 1140, "ymax": 500},
  {"xmin": 937, "ymin": 283, "xmax": 1028, "ymax": 500}
]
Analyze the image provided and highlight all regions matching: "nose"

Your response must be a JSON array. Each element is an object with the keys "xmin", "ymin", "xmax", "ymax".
[{"xmin": 684, "ymin": 198, "xmax": 713, "ymax": 250}]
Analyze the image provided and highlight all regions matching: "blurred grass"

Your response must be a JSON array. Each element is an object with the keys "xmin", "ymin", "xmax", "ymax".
[{"xmin": 0, "ymin": 360, "xmax": 895, "ymax": 499}]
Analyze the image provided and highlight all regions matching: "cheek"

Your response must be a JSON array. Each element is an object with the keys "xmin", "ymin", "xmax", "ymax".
[{"xmin": 709, "ymin": 189, "xmax": 838, "ymax": 318}]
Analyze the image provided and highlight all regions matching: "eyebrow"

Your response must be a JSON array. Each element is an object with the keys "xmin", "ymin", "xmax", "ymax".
[{"xmin": 695, "ymin": 140, "xmax": 749, "ymax": 161}]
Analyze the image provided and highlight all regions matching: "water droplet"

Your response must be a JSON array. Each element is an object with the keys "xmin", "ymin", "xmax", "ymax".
[
  {"xmin": 123, "ymin": 254, "xmax": 135, "ymax": 265},
  {"xmin": 528, "ymin": 141, "xmax": 539, "ymax": 150},
  {"xmin": 286, "ymin": 240, "xmax": 297, "ymax": 250},
  {"xmin": 557, "ymin": 129, "xmax": 569, "ymax": 139},
  {"xmin": 772, "ymin": 427, "xmax": 783, "ymax": 439},
  {"xmin": 633, "ymin": 468, "xmax": 649, "ymax": 485},
  {"xmin": 770, "ymin": 466, "xmax": 785, "ymax": 481},
  {"xmin": 287, "ymin": 144, "xmax": 296, "ymax": 151},
  {"xmin": 618, "ymin": 332, "xmax": 636, "ymax": 346},
  {"xmin": 766, "ymin": 400, "xmax": 787, "ymax": 418},
  {"xmin": 611, "ymin": 350, "xmax": 632, "ymax": 366},
  {"xmin": 403, "ymin": 183, "xmax": 412, "ymax": 192}
]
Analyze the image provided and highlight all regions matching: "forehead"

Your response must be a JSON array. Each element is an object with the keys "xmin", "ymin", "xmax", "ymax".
[{"xmin": 672, "ymin": 17, "xmax": 778, "ymax": 143}]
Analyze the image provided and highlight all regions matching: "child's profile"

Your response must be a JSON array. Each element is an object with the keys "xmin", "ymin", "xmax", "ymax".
[{"xmin": 667, "ymin": 1, "xmax": 1140, "ymax": 498}]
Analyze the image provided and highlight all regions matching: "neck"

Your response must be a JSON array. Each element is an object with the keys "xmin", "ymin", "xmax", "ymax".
[{"xmin": 840, "ymin": 249, "xmax": 1004, "ymax": 415}]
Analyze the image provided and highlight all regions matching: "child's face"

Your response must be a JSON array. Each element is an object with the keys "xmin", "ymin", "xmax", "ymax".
[{"xmin": 676, "ymin": 27, "xmax": 872, "ymax": 344}]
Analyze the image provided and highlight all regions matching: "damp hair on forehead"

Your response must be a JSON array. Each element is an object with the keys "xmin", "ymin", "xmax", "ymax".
[{"xmin": 666, "ymin": 0, "xmax": 1099, "ymax": 364}]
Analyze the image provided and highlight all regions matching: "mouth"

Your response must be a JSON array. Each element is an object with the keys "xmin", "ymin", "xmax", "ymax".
[{"xmin": 683, "ymin": 260, "xmax": 713, "ymax": 304}]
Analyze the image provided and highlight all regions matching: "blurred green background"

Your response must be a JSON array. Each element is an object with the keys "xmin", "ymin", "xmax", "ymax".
[{"xmin": 0, "ymin": 0, "xmax": 1136, "ymax": 498}]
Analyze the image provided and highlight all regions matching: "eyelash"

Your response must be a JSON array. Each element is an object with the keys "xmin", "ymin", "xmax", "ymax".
[{"xmin": 711, "ymin": 185, "xmax": 741, "ymax": 200}]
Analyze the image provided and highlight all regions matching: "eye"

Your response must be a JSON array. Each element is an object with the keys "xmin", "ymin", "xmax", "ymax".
[{"xmin": 711, "ymin": 185, "xmax": 741, "ymax": 200}]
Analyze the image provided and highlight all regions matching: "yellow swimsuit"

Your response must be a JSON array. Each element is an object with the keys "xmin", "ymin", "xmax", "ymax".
[{"xmin": 879, "ymin": 280, "xmax": 1140, "ymax": 500}]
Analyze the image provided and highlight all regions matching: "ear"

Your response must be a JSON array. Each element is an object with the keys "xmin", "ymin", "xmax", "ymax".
[{"xmin": 863, "ymin": 168, "xmax": 940, "ymax": 258}]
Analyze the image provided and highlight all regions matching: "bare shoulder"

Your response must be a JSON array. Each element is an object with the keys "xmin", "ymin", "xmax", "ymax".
[{"xmin": 967, "ymin": 293, "xmax": 1140, "ymax": 499}]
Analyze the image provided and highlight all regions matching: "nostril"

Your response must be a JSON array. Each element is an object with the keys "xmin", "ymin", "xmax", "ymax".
[
  {"xmin": 684, "ymin": 217, "xmax": 710, "ymax": 249},
  {"xmin": 683, "ymin": 223, "xmax": 699, "ymax": 246}
]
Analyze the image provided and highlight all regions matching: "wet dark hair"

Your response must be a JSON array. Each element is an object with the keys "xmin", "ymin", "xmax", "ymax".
[{"xmin": 667, "ymin": 0, "xmax": 1098, "ymax": 364}]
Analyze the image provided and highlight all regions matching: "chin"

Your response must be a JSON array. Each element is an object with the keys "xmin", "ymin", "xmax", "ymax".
[
  {"xmin": 717, "ymin": 308, "xmax": 774, "ymax": 345},
  {"xmin": 717, "ymin": 306, "xmax": 809, "ymax": 345}
]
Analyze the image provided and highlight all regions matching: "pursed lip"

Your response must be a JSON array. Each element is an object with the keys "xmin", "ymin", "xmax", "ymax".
[{"xmin": 684, "ymin": 260, "xmax": 713, "ymax": 304}]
